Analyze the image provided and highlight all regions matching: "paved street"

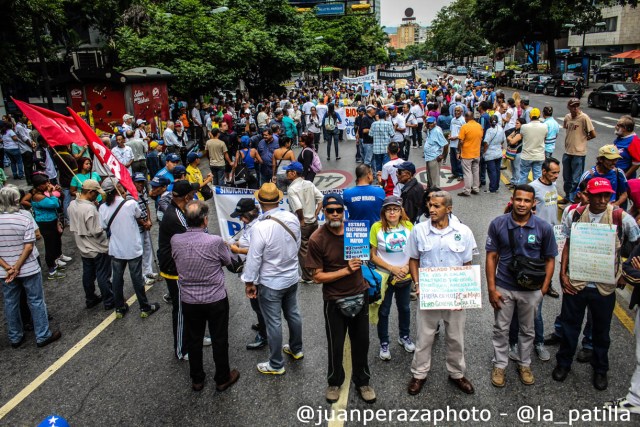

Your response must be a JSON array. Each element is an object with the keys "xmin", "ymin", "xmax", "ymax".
[{"xmin": 0, "ymin": 69, "xmax": 637, "ymax": 426}]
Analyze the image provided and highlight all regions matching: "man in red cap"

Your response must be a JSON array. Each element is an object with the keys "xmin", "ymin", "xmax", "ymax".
[{"xmin": 553, "ymin": 177, "xmax": 640, "ymax": 391}]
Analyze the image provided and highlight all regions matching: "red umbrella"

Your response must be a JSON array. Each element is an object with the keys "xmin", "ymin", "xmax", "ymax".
[{"xmin": 611, "ymin": 50, "xmax": 640, "ymax": 59}]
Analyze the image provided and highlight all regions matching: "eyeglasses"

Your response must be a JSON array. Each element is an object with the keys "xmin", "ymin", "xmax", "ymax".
[
  {"xmin": 325, "ymin": 207, "xmax": 344, "ymax": 214},
  {"xmin": 386, "ymin": 207, "xmax": 401, "ymax": 213}
]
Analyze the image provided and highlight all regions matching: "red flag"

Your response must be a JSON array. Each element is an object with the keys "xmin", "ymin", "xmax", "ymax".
[
  {"xmin": 66, "ymin": 108, "xmax": 139, "ymax": 200},
  {"xmin": 12, "ymin": 98, "xmax": 85, "ymax": 147}
]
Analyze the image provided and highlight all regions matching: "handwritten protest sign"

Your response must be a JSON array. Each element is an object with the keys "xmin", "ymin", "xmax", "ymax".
[
  {"xmin": 344, "ymin": 220, "xmax": 370, "ymax": 260},
  {"xmin": 569, "ymin": 223, "xmax": 617, "ymax": 284},
  {"xmin": 418, "ymin": 266, "xmax": 482, "ymax": 310},
  {"xmin": 554, "ymin": 225, "xmax": 566, "ymax": 254}
]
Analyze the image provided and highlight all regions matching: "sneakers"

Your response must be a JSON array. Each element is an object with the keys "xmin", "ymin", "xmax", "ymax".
[
  {"xmin": 379, "ymin": 343, "xmax": 391, "ymax": 361},
  {"xmin": 257, "ymin": 361, "xmax": 285, "ymax": 375},
  {"xmin": 604, "ymin": 397, "xmax": 640, "ymax": 415},
  {"xmin": 326, "ymin": 386, "xmax": 341, "ymax": 403},
  {"xmin": 140, "ymin": 303, "xmax": 160, "ymax": 318},
  {"xmin": 508, "ymin": 343, "xmax": 519, "ymax": 361},
  {"xmin": 55, "ymin": 259, "xmax": 68, "ymax": 268},
  {"xmin": 357, "ymin": 385, "xmax": 376, "ymax": 404},
  {"xmin": 518, "ymin": 366, "xmax": 535, "ymax": 385},
  {"xmin": 398, "ymin": 336, "xmax": 416, "ymax": 353},
  {"xmin": 283, "ymin": 344, "xmax": 304, "ymax": 360},
  {"xmin": 203, "ymin": 336, "xmax": 212, "ymax": 346},
  {"xmin": 246, "ymin": 333, "xmax": 267, "ymax": 350},
  {"xmin": 144, "ymin": 277, "xmax": 156, "ymax": 286},
  {"xmin": 58, "ymin": 254, "xmax": 72, "ymax": 262},
  {"xmin": 491, "ymin": 367, "xmax": 506, "ymax": 388},
  {"xmin": 115, "ymin": 303, "xmax": 130, "ymax": 319},
  {"xmin": 162, "ymin": 293, "xmax": 172, "ymax": 304},
  {"xmin": 535, "ymin": 343, "xmax": 550, "ymax": 361},
  {"xmin": 47, "ymin": 270, "xmax": 66, "ymax": 280}
]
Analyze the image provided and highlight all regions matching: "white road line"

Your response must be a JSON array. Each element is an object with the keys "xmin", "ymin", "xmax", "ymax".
[
  {"xmin": 555, "ymin": 118, "xmax": 563, "ymax": 125},
  {"xmin": 592, "ymin": 120, "xmax": 615, "ymax": 128},
  {"xmin": 604, "ymin": 116, "xmax": 619, "ymax": 121}
]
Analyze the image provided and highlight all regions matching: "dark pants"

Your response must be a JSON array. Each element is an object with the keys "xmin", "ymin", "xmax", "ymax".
[
  {"xmin": 22, "ymin": 151, "xmax": 34, "ymax": 184},
  {"xmin": 111, "ymin": 256, "xmax": 151, "ymax": 312},
  {"xmin": 210, "ymin": 166, "xmax": 226, "ymax": 186},
  {"xmin": 479, "ymin": 157, "xmax": 487, "ymax": 186},
  {"xmin": 554, "ymin": 309, "xmax": 593, "ymax": 350},
  {"xmin": 38, "ymin": 220, "xmax": 62, "ymax": 271},
  {"xmin": 81, "ymin": 253, "xmax": 115, "ymax": 308},
  {"xmin": 377, "ymin": 281, "xmax": 411, "ymax": 344},
  {"xmin": 355, "ymin": 139, "xmax": 363, "ymax": 162},
  {"xmin": 312, "ymin": 132, "xmax": 320, "ymax": 150},
  {"xmin": 556, "ymin": 288, "xmax": 615, "ymax": 373},
  {"xmin": 299, "ymin": 222, "xmax": 318, "ymax": 282},
  {"xmin": 449, "ymin": 147, "xmax": 463, "ymax": 178},
  {"xmin": 324, "ymin": 293, "xmax": 370, "ymax": 387},
  {"xmin": 486, "ymin": 158, "xmax": 502, "ymax": 192},
  {"xmin": 166, "ymin": 278, "xmax": 187, "ymax": 358},
  {"xmin": 413, "ymin": 123, "xmax": 424, "ymax": 147},
  {"xmin": 325, "ymin": 131, "xmax": 339, "ymax": 158},
  {"xmin": 182, "ymin": 297, "xmax": 231, "ymax": 385},
  {"xmin": 250, "ymin": 295, "xmax": 266, "ymax": 338}
]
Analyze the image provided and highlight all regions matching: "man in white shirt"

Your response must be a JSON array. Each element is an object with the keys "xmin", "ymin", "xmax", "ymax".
[
  {"xmin": 302, "ymin": 98, "xmax": 315, "ymax": 132},
  {"xmin": 122, "ymin": 114, "xmax": 134, "ymax": 134},
  {"xmin": 285, "ymin": 162, "xmax": 323, "ymax": 285},
  {"xmin": 242, "ymin": 183, "xmax": 303, "ymax": 375},
  {"xmin": 191, "ymin": 102, "xmax": 204, "ymax": 147},
  {"xmin": 389, "ymin": 105, "xmax": 406, "ymax": 159},
  {"xmin": 163, "ymin": 121, "xmax": 181, "ymax": 153},
  {"xmin": 410, "ymin": 98, "xmax": 425, "ymax": 148},
  {"xmin": 133, "ymin": 119, "xmax": 150, "ymax": 142},
  {"xmin": 402, "ymin": 103, "xmax": 418, "ymax": 161},
  {"xmin": 448, "ymin": 107, "xmax": 466, "ymax": 181},
  {"xmin": 111, "ymin": 134, "xmax": 135, "ymax": 175},
  {"xmin": 98, "ymin": 179, "xmax": 159, "ymax": 319}
]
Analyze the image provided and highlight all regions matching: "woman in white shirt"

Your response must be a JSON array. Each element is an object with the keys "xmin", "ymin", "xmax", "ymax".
[
  {"xmin": 306, "ymin": 106, "xmax": 322, "ymax": 149},
  {"xmin": 369, "ymin": 196, "xmax": 415, "ymax": 361},
  {"xmin": 483, "ymin": 115, "xmax": 506, "ymax": 193}
]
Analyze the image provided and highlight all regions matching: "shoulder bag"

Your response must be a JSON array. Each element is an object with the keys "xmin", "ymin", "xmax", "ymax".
[{"xmin": 507, "ymin": 227, "xmax": 546, "ymax": 290}]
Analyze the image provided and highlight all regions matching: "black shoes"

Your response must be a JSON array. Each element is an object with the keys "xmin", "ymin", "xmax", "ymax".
[
  {"xmin": 552, "ymin": 365, "xmax": 570, "ymax": 382},
  {"xmin": 593, "ymin": 372, "xmax": 608, "ymax": 391},
  {"xmin": 576, "ymin": 348, "xmax": 593, "ymax": 363},
  {"xmin": 37, "ymin": 330, "xmax": 62, "ymax": 348},
  {"xmin": 86, "ymin": 295, "xmax": 103, "ymax": 309},
  {"xmin": 11, "ymin": 335, "xmax": 26, "ymax": 349},
  {"xmin": 544, "ymin": 333, "xmax": 562, "ymax": 346}
]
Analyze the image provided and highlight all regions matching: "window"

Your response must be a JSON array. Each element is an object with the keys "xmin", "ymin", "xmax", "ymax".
[{"xmin": 572, "ymin": 17, "xmax": 617, "ymax": 35}]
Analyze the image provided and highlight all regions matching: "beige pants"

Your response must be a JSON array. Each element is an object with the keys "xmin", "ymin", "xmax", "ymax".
[
  {"xmin": 461, "ymin": 157, "xmax": 480, "ymax": 195},
  {"xmin": 492, "ymin": 287, "xmax": 543, "ymax": 369},
  {"xmin": 425, "ymin": 159, "xmax": 441, "ymax": 189},
  {"xmin": 411, "ymin": 308, "xmax": 466, "ymax": 380}
]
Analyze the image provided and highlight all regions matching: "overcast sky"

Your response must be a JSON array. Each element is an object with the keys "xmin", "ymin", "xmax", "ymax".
[{"xmin": 380, "ymin": 0, "xmax": 452, "ymax": 27}]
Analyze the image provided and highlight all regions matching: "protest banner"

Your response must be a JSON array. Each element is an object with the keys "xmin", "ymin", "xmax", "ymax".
[
  {"xmin": 378, "ymin": 68, "xmax": 416, "ymax": 81},
  {"xmin": 554, "ymin": 225, "xmax": 566, "ymax": 254},
  {"xmin": 13, "ymin": 98, "xmax": 83, "ymax": 147},
  {"xmin": 343, "ymin": 106, "xmax": 358, "ymax": 140},
  {"xmin": 344, "ymin": 220, "xmax": 370, "ymax": 260},
  {"xmin": 418, "ymin": 266, "xmax": 482, "ymax": 310},
  {"xmin": 213, "ymin": 186, "xmax": 345, "ymax": 241},
  {"xmin": 568, "ymin": 223, "xmax": 617, "ymax": 284},
  {"xmin": 342, "ymin": 73, "xmax": 376, "ymax": 84}
]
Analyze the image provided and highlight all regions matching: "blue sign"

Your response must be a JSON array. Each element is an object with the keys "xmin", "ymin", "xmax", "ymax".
[
  {"xmin": 344, "ymin": 220, "xmax": 370, "ymax": 260},
  {"xmin": 316, "ymin": 3, "xmax": 345, "ymax": 16}
]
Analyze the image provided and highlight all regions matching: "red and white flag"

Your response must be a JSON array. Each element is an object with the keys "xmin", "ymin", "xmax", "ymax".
[{"xmin": 12, "ymin": 98, "xmax": 85, "ymax": 147}]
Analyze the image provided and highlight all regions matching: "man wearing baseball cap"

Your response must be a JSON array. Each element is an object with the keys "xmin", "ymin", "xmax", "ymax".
[
  {"xmin": 122, "ymin": 114, "xmax": 134, "ymax": 134},
  {"xmin": 186, "ymin": 151, "xmax": 212, "ymax": 201},
  {"xmin": 68, "ymin": 179, "xmax": 114, "ymax": 310},
  {"xmin": 554, "ymin": 177, "xmax": 639, "ymax": 390},
  {"xmin": 578, "ymin": 144, "xmax": 628, "ymax": 206},
  {"xmin": 395, "ymin": 161, "xmax": 424, "ymax": 223},
  {"xmin": 519, "ymin": 107, "xmax": 548, "ymax": 184},
  {"xmin": 562, "ymin": 98, "xmax": 596, "ymax": 203},
  {"xmin": 154, "ymin": 152, "xmax": 181, "ymax": 185},
  {"xmin": 423, "ymin": 116, "xmax": 449, "ymax": 189}
]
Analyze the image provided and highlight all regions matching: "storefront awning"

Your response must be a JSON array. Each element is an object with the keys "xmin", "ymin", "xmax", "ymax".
[
  {"xmin": 320, "ymin": 66, "xmax": 342, "ymax": 72},
  {"xmin": 611, "ymin": 50, "xmax": 640, "ymax": 59}
]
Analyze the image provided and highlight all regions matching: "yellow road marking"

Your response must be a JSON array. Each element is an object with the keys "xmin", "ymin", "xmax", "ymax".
[
  {"xmin": 0, "ymin": 287, "xmax": 152, "ymax": 420},
  {"xmin": 614, "ymin": 302, "xmax": 635, "ymax": 334},
  {"xmin": 500, "ymin": 172, "xmax": 510, "ymax": 186},
  {"xmin": 328, "ymin": 337, "xmax": 352, "ymax": 427}
]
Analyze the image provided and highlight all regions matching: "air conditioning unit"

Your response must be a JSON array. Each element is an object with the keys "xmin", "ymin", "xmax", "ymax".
[{"xmin": 71, "ymin": 50, "xmax": 105, "ymax": 71}]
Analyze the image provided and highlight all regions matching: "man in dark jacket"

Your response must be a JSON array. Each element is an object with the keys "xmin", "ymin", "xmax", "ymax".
[
  {"xmin": 158, "ymin": 180, "xmax": 199, "ymax": 360},
  {"xmin": 396, "ymin": 161, "xmax": 424, "ymax": 222}
]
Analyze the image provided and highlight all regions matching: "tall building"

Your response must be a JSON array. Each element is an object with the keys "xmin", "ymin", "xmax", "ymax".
[{"xmin": 390, "ymin": 8, "xmax": 426, "ymax": 49}]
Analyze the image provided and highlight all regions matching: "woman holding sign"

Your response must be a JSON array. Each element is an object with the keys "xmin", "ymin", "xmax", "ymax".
[{"xmin": 369, "ymin": 195, "xmax": 415, "ymax": 361}]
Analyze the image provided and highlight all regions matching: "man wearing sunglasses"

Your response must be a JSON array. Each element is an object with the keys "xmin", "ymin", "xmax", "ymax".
[{"xmin": 306, "ymin": 194, "xmax": 376, "ymax": 405}]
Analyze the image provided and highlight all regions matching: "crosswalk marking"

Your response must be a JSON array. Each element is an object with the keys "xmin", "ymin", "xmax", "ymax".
[
  {"xmin": 604, "ymin": 116, "xmax": 619, "ymax": 121},
  {"xmin": 592, "ymin": 120, "xmax": 615, "ymax": 128}
]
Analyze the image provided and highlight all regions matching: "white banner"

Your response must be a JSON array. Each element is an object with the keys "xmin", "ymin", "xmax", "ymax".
[
  {"xmin": 341, "ymin": 72, "xmax": 377, "ymax": 84},
  {"xmin": 213, "ymin": 186, "xmax": 345, "ymax": 241},
  {"xmin": 569, "ymin": 223, "xmax": 617, "ymax": 284},
  {"xmin": 418, "ymin": 266, "xmax": 482, "ymax": 310},
  {"xmin": 343, "ymin": 106, "xmax": 357, "ymax": 141}
]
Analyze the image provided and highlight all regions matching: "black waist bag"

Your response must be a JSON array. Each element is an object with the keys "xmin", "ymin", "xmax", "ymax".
[{"xmin": 507, "ymin": 228, "xmax": 546, "ymax": 291}]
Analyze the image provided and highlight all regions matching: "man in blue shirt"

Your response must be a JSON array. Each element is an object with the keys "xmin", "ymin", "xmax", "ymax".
[
  {"xmin": 613, "ymin": 115, "xmax": 640, "ymax": 179},
  {"xmin": 578, "ymin": 145, "xmax": 628, "ymax": 206},
  {"xmin": 154, "ymin": 153, "xmax": 181, "ymax": 183},
  {"xmin": 423, "ymin": 117, "xmax": 449, "ymax": 189},
  {"xmin": 343, "ymin": 164, "xmax": 385, "ymax": 224},
  {"xmin": 542, "ymin": 106, "xmax": 560, "ymax": 158},
  {"xmin": 486, "ymin": 184, "xmax": 557, "ymax": 388}
]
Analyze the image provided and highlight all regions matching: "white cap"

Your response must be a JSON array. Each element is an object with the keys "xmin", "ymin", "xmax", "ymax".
[
  {"xmin": 136, "ymin": 119, "xmax": 147, "ymax": 126},
  {"xmin": 123, "ymin": 114, "xmax": 134, "ymax": 121}
]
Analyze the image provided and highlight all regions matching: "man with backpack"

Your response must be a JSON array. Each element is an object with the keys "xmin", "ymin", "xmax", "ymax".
[
  {"xmin": 578, "ymin": 145, "xmax": 628, "ymax": 208},
  {"xmin": 553, "ymin": 178, "xmax": 639, "ymax": 391}
]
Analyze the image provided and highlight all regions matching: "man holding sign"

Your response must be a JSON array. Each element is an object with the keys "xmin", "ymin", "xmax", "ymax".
[
  {"xmin": 405, "ymin": 190, "xmax": 477, "ymax": 396},
  {"xmin": 553, "ymin": 177, "xmax": 639, "ymax": 391}
]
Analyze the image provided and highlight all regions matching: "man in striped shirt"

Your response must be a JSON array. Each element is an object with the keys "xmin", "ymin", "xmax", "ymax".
[{"xmin": 0, "ymin": 186, "xmax": 61, "ymax": 348}]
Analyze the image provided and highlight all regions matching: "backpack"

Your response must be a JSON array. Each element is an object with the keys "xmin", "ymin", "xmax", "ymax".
[
  {"xmin": 303, "ymin": 147, "xmax": 322, "ymax": 173},
  {"xmin": 570, "ymin": 205, "xmax": 633, "ymax": 258},
  {"xmin": 324, "ymin": 115, "xmax": 336, "ymax": 131}
]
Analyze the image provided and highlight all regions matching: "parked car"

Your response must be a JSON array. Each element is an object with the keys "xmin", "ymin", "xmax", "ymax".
[
  {"xmin": 527, "ymin": 75, "xmax": 552, "ymax": 93},
  {"xmin": 456, "ymin": 65, "xmax": 468, "ymax": 75},
  {"xmin": 631, "ymin": 93, "xmax": 640, "ymax": 117},
  {"xmin": 594, "ymin": 62, "xmax": 627, "ymax": 83},
  {"xmin": 515, "ymin": 72, "xmax": 540, "ymax": 90},
  {"xmin": 543, "ymin": 74, "xmax": 578, "ymax": 96},
  {"xmin": 588, "ymin": 82, "xmax": 640, "ymax": 112}
]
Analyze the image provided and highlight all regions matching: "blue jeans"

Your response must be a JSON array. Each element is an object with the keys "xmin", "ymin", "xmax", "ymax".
[
  {"xmin": 519, "ymin": 159, "xmax": 543, "ymax": 184},
  {"xmin": 554, "ymin": 306, "xmax": 593, "ymax": 350},
  {"xmin": 2, "ymin": 273, "xmax": 52, "ymax": 344},
  {"xmin": 210, "ymin": 166, "xmax": 226, "ymax": 186},
  {"xmin": 562, "ymin": 154, "xmax": 586, "ymax": 202},
  {"xmin": 81, "ymin": 253, "xmax": 115, "ymax": 308},
  {"xmin": 5, "ymin": 148, "xmax": 24, "ymax": 178},
  {"xmin": 362, "ymin": 144, "xmax": 373, "ymax": 168},
  {"xmin": 449, "ymin": 147, "xmax": 463, "ymax": 178},
  {"xmin": 373, "ymin": 154, "xmax": 386, "ymax": 175},
  {"xmin": 325, "ymin": 130, "xmax": 340, "ymax": 158},
  {"xmin": 258, "ymin": 283, "xmax": 303, "ymax": 370},
  {"xmin": 510, "ymin": 154, "xmax": 522, "ymax": 185},
  {"xmin": 355, "ymin": 139, "xmax": 363, "ymax": 162},
  {"xmin": 509, "ymin": 299, "xmax": 544, "ymax": 345},
  {"xmin": 556, "ymin": 287, "xmax": 615, "ymax": 373},
  {"xmin": 377, "ymin": 281, "xmax": 411, "ymax": 344},
  {"xmin": 111, "ymin": 256, "xmax": 151, "ymax": 312},
  {"xmin": 486, "ymin": 158, "xmax": 502, "ymax": 192}
]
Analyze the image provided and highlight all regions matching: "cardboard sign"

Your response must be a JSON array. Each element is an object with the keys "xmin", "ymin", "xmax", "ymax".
[
  {"xmin": 569, "ymin": 223, "xmax": 617, "ymax": 284},
  {"xmin": 418, "ymin": 266, "xmax": 482, "ymax": 310},
  {"xmin": 554, "ymin": 225, "xmax": 566, "ymax": 254},
  {"xmin": 344, "ymin": 220, "xmax": 370, "ymax": 260}
]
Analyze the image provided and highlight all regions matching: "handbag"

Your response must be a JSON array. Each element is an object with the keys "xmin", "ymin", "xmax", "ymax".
[
  {"xmin": 226, "ymin": 253, "xmax": 245, "ymax": 274},
  {"xmin": 507, "ymin": 228, "xmax": 547, "ymax": 291},
  {"xmin": 200, "ymin": 183, "xmax": 213, "ymax": 201},
  {"xmin": 335, "ymin": 293, "xmax": 365, "ymax": 318},
  {"xmin": 390, "ymin": 273, "xmax": 413, "ymax": 289},
  {"xmin": 362, "ymin": 262, "xmax": 382, "ymax": 302}
]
